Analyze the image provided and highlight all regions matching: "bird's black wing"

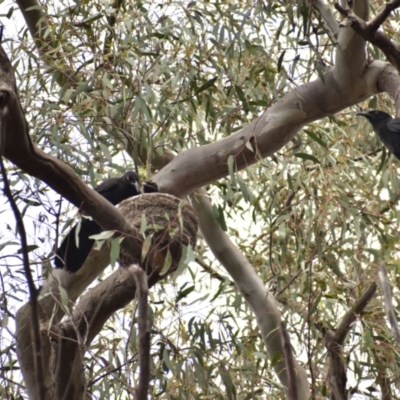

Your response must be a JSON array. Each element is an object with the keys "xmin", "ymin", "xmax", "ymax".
[
  {"xmin": 387, "ymin": 118, "xmax": 400, "ymax": 159},
  {"xmin": 94, "ymin": 177, "xmax": 122, "ymax": 204},
  {"xmin": 387, "ymin": 118, "xmax": 400, "ymax": 133},
  {"xmin": 55, "ymin": 173, "xmax": 141, "ymax": 272},
  {"xmin": 55, "ymin": 178, "xmax": 121, "ymax": 271},
  {"xmin": 54, "ymin": 218, "xmax": 101, "ymax": 272}
]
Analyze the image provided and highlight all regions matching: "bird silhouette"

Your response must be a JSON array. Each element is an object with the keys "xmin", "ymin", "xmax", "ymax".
[
  {"xmin": 55, "ymin": 171, "xmax": 143, "ymax": 272},
  {"xmin": 357, "ymin": 110, "xmax": 400, "ymax": 159}
]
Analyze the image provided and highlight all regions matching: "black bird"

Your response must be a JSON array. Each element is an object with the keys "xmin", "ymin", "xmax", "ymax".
[
  {"xmin": 357, "ymin": 110, "xmax": 400, "ymax": 159},
  {"xmin": 55, "ymin": 171, "xmax": 142, "ymax": 272}
]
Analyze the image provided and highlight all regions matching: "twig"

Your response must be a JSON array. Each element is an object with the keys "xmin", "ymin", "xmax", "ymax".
[
  {"xmin": 0, "ymin": 156, "xmax": 46, "ymax": 400},
  {"xmin": 130, "ymin": 265, "xmax": 150, "ymax": 400},
  {"xmin": 378, "ymin": 263, "xmax": 400, "ymax": 344},
  {"xmin": 276, "ymin": 269, "xmax": 303, "ymax": 297},
  {"xmin": 307, "ymin": 260, "xmax": 316, "ymax": 399},
  {"xmin": 195, "ymin": 257, "xmax": 234, "ymax": 286}
]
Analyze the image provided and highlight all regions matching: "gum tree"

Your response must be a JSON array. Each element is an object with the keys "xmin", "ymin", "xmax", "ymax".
[{"xmin": 1, "ymin": 0, "xmax": 400, "ymax": 399}]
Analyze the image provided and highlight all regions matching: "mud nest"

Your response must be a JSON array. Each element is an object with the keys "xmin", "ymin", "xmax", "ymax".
[{"xmin": 118, "ymin": 193, "xmax": 198, "ymax": 279}]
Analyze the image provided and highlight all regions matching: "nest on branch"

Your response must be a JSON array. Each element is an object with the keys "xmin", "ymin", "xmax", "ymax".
[{"xmin": 118, "ymin": 193, "xmax": 198, "ymax": 281}]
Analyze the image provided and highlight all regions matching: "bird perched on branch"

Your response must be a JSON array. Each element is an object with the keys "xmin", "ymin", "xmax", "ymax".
[
  {"xmin": 357, "ymin": 110, "xmax": 400, "ymax": 159},
  {"xmin": 55, "ymin": 171, "xmax": 157, "ymax": 273}
]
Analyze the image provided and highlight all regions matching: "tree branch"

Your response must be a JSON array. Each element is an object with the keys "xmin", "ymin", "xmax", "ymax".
[
  {"xmin": 334, "ymin": 0, "xmax": 368, "ymax": 79},
  {"xmin": 195, "ymin": 257, "xmax": 235, "ymax": 286},
  {"xmin": 15, "ymin": 0, "xmax": 84, "ymax": 87},
  {"xmin": 49, "ymin": 194, "xmax": 197, "ymax": 399},
  {"xmin": 376, "ymin": 63, "xmax": 400, "ymax": 116},
  {"xmin": 191, "ymin": 189, "xmax": 311, "ymax": 399},
  {"xmin": 378, "ymin": 263, "xmax": 400, "ymax": 345},
  {"xmin": 335, "ymin": 0, "xmax": 400, "ymax": 73},
  {"xmin": 325, "ymin": 282, "xmax": 377, "ymax": 399},
  {"xmin": 280, "ymin": 322, "xmax": 298, "ymax": 400},
  {"xmin": 52, "ymin": 267, "xmax": 140, "ymax": 399},
  {"xmin": 131, "ymin": 265, "xmax": 151, "ymax": 400},
  {"xmin": 154, "ymin": 1, "xmax": 383, "ymax": 198},
  {"xmin": 333, "ymin": 282, "xmax": 377, "ymax": 346},
  {"xmin": 312, "ymin": 0, "xmax": 339, "ymax": 40}
]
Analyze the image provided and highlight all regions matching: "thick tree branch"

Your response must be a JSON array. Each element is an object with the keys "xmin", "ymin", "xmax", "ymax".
[
  {"xmin": 51, "ymin": 268, "xmax": 155, "ymax": 399},
  {"xmin": 191, "ymin": 190, "xmax": 311, "ymax": 399},
  {"xmin": 49, "ymin": 194, "xmax": 197, "ymax": 399},
  {"xmin": 16, "ymin": 243, "xmax": 115, "ymax": 400},
  {"xmin": 155, "ymin": 77, "xmax": 385, "ymax": 198},
  {"xmin": 280, "ymin": 322, "xmax": 298, "ymax": 400},
  {"xmin": 334, "ymin": 0, "xmax": 368, "ymax": 80},
  {"xmin": 335, "ymin": 0, "xmax": 400, "ymax": 73},
  {"xmin": 325, "ymin": 329, "xmax": 347, "ymax": 400}
]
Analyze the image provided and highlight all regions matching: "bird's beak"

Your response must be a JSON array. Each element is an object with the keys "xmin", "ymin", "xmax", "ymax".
[
  {"xmin": 356, "ymin": 111, "xmax": 368, "ymax": 117},
  {"xmin": 133, "ymin": 180, "xmax": 140, "ymax": 193}
]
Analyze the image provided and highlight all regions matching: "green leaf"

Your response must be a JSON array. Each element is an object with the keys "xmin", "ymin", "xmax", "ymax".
[
  {"xmin": 294, "ymin": 152, "xmax": 320, "ymax": 164},
  {"xmin": 194, "ymin": 77, "xmax": 218, "ymax": 96},
  {"xmin": 17, "ymin": 245, "xmax": 38, "ymax": 254},
  {"xmin": 217, "ymin": 206, "xmax": 227, "ymax": 231},
  {"xmin": 141, "ymin": 234, "xmax": 153, "ymax": 263},
  {"xmin": 310, "ymin": 293, "xmax": 322, "ymax": 315},
  {"xmin": 159, "ymin": 250, "xmax": 173, "ymax": 276},
  {"xmin": 235, "ymin": 84, "xmax": 249, "ymax": 112},
  {"xmin": 303, "ymin": 129, "xmax": 327, "ymax": 148},
  {"xmin": 90, "ymin": 231, "xmax": 114, "ymax": 240},
  {"xmin": 176, "ymin": 285, "xmax": 195, "ymax": 303},
  {"xmin": 110, "ymin": 238, "xmax": 123, "ymax": 267},
  {"xmin": 227, "ymin": 155, "xmax": 236, "ymax": 184},
  {"xmin": 277, "ymin": 50, "xmax": 286, "ymax": 72},
  {"xmin": 59, "ymin": 286, "xmax": 69, "ymax": 309}
]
